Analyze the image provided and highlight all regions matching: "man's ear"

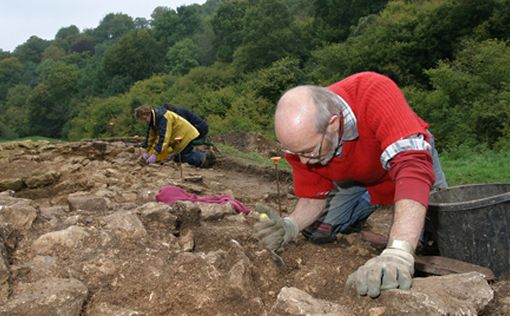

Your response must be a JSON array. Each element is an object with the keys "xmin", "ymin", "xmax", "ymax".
[{"xmin": 328, "ymin": 114, "xmax": 339, "ymax": 133}]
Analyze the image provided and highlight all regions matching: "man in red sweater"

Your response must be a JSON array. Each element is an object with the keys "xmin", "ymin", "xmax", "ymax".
[{"xmin": 254, "ymin": 72, "xmax": 447, "ymax": 297}]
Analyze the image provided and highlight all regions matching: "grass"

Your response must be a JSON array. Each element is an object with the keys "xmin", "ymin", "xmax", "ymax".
[
  {"xmin": 440, "ymin": 146, "xmax": 510, "ymax": 186},
  {"xmin": 215, "ymin": 143, "xmax": 292, "ymax": 172}
]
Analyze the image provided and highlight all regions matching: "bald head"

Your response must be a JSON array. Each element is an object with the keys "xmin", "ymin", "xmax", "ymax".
[
  {"xmin": 275, "ymin": 86, "xmax": 317, "ymax": 148},
  {"xmin": 275, "ymin": 85, "xmax": 342, "ymax": 150}
]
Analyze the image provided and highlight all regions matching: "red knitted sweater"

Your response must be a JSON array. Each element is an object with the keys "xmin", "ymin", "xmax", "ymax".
[{"xmin": 286, "ymin": 72, "xmax": 435, "ymax": 206}]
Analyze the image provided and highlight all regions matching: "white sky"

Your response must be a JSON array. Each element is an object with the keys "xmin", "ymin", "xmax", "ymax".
[{"xmin": 0, "ymin": 0, "xmax": 207, "ymax": 52}]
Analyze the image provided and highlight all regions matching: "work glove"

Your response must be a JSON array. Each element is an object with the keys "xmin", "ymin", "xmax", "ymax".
[
  {"xmin": 147, "ymin": 154, "xmax": 157, "ymax": 164},
  {"xmin": 253, "ymin": 205, "xmax": 298, "ymax": 252},
  {"xmin": 141, "ymin": 152, "xmax": 150, "ymax": 160},
  {"xmin": 346, "ymin": 248, "xmax": 414, "ymax": 298}
]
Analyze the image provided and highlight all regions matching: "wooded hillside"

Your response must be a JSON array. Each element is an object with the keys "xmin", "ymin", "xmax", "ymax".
[{"xmin": 0, "ymin": 0, "xmax": 509, "ymax": 151}]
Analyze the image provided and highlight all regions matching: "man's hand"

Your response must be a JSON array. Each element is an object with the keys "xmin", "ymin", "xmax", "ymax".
[
  {"xmin": 147, "ymin": 154, "xmax": 157, "ymax": 164},
  {"xmin": 346, "ymin": 248, "xmax": 414, "ymax": 298},
  {"xmin": 142, "ymin": 152, "xmax": 150, "ymax": 160},
  {"xmin": 253, "ymin": 206, "xmax": 298, "ymax": 252}
]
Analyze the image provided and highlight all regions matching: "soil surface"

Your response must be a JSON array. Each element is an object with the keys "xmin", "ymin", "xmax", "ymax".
[{"xmin": 0, "ymin": 133, "xmax": 508, "ymax": 315}]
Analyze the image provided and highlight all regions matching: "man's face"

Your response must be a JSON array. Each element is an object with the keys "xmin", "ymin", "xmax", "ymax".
[{"xmin": 280, "ymin": 114, "xmax": 340, "ymax": 166}]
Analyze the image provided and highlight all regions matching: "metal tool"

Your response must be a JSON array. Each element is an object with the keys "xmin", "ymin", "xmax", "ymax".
[{"xmin": 270, "ymin": 250, "xmax": 285, "ymax": 268}]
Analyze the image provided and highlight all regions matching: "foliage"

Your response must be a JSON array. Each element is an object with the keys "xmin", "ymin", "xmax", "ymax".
[
  {"xmin": 312, "ymin": 0, "xmax": 388, "ymax": 42},
  {"xmin": 406, "ymin": 39, "xmax": 510, "ymax": 150},
  {"xmin": 211, "ymin": 0, "xmax": 248, "ymax": 62},
  {"xmin": 166, "ymin": 39, "xmax": 200, "ymax": 75},
  {"xmin": 233, "ymin": 0, "xmax": 297, "ymax": 72},
  {"xmin": 0, "ymin": 0, "xmax": 509, "ymax": 163},
  {"xmin": 102, "ymin": 29, "xmax": 165, "ymax": 91}
]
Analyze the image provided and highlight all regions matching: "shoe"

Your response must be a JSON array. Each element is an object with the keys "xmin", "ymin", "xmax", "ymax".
[
  {"xmin": 302, "ymin": 222, "xmax": 337, "ymax": 244},
  {"xmin": 201, "ymin": 152, "xmax": 216, "ymax": 168}
]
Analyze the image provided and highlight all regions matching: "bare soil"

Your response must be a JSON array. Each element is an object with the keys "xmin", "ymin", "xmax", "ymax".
[{"xmin": 0, "ymin": 134, "xmax": 508, "ymax": 315}]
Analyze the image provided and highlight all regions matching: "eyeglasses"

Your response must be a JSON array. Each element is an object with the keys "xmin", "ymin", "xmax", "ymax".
[
  {"xmin": 281, "ymin": 113, "xmax": 343, "ymax": 159},
  {"xmin": 281, "ymin": 129, "xmax": 327, "ymax": 159}
]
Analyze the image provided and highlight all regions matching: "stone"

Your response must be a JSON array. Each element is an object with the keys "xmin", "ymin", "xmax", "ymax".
[
  {"xmin": 23, "ymin": 171, "xmax": 60, "ymax": 189},
  {"xmin": 0, "ymin": 203, "xmax": 38, "ymax": 231},
  {"xmin": 0, "ymin": 278, "xmax": 88, "ymax": 316},
  {"xmin": 32, "ymin": 225, "xmax": 89, "ymax": 255},
  {"xmin": 378, "ymin": 272, "xmax": 493, "ymax": 315},
  {"xmin": 0, "ymin": 244, "xmax": 8, "ymax": 304},
  {"xmin": 178, "ymin": 229, "xmax": 195, "ymax": 252},
  {"xmin": 193, "ymin": 202, "xmax": 236, "ymax": 221},
  {"xmin": 67, "ymin": 193, "xmax": 107, "ymax": 212},
  {"xmin": 17, "ymin": 256, "xmax": 60, "ymax": 281},
  {"xmin": 104, "ymin": 211, "xmax": 147, "ymax": 238},
  {"xmin": 0, "ymin": 178, "xmax": 25, "ymax": 192},
  {"xmin": 270, "ymin": 287, "xmax": 350, "ymax": 315},
  {"xmin": 227, "ymin": 259, "xmax": 253, "ymax": 299},
  {"xmin": 138, "ymin": 202, "xmax": 177, "ymax": 231},
  {"xmin": 39, "ymin": 205, "xmax": 67, "ymax": 219}
]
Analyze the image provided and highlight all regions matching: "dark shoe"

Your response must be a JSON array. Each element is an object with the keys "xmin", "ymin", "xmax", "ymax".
[
  {"xmin": 201, "ymin": 152, "xmax": 216, "ymax": 168},
  {"xmin": 340, "ymin": 219, "xmax": 366, "ymax": 235},
  {"xmin": 302, "ymin": 222, "xmax": 337, "ymax": 244}
]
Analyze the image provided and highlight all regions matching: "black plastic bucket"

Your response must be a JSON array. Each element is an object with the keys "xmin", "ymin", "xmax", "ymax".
[{"xmin": 428, "ymin": 183, "xmax": 510, "ymax": 277}]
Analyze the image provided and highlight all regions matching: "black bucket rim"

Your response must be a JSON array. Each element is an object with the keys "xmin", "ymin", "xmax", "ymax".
[{"xmin": 429, "ymin": 183, "xmax": 510, "ymax": 212}]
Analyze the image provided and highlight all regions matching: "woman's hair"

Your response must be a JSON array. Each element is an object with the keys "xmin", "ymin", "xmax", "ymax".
[{"xmin": 134, "ymin": 104, "xmax": 152, "ymax": 120}]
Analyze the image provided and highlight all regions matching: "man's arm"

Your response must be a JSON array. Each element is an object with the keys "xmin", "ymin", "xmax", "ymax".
[
  {"xmin": 288, "ymin": 197, "xmax": 327, "ymax": 231},
  {"xmin": 389, "ymin": 198, "xmax": 427, "ymax": 250}
]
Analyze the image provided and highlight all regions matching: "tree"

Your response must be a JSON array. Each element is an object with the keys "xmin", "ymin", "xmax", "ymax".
[
  {"xmin": 167, "ymin": 39, "xmax": 200, "ymax": 75},
  {"xmin": 13, "ymin": 36, "xmax": 50, "ymax": 64},
  {"xmin": 42, "ymin": 45, "xmax": 66, "ymax": 61},
  {"xmin": 1, "ymin": 84, "xmax": 32, "ymax": 137},
  {"xmin": 0, "ymin": 57, "xmax": 23, "ymax": 101},
  {"xmin": 246, "ymin": 57, "xmax": 304, "ymax": 103},
  {"xmin": 94, "ymin": 13, "xmax": 135, "ymax": 43},
  {"xmin": 233, "ymin": 0, "xmax": 296, "ymax": 72},
  {"xmin": 55, "ymin": 25, "xmax": 80, "ymax": 41},
  {"xmin": 211, "ymin": 0, "xmax": 248, "ymax": 62},
  {"xmin": 27, "ymin": 60, "xmax": 80, "ymax": 137},
  {"xmin": 134, "ymin": 17, "xmax": 150, "ymax": 29},
  {"xmin": 151, "ymin": 5, "xmax": 202, "ymax": 49},
  {"xmin": 312, "ymin": 0, "xmax": 388, "ymax": 42},
  {"xmin": 102, "ymin": 29, "xmax": 165, "ymax": 90},
  {"xmin": 406, "ymin": 39, "xmax": 510, "ymax": 149}
]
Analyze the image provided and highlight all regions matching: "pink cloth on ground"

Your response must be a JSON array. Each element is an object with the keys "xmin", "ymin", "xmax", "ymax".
[{"xmin": 156, "ymin": 185, "xmax": 250, "ymax": 214}]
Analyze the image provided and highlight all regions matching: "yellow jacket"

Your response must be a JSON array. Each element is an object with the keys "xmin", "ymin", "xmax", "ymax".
[{"xmin": 147, "ymin": 110, "xmax": 199, "ymax": 158}]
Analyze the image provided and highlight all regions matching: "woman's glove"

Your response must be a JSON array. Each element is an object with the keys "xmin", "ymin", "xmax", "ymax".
[
  {"xmin": 346, "ymin": 247, "xmax": 414, "ymax": 298},
  {"xmin": 142, "ymin": 152, "xmax": 150, "ymax": 160},
  {"xmin": 253, "ymin": 205, "xmax": 298, "ymax": 252},
  {"xmin": 147, "ymin": 154, "xmax": 157, "ymax": 164}
]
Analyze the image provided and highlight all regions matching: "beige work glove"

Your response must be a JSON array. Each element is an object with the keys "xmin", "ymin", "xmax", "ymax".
[
  {"xmin": 253, "ymin": 205, "xmax": 298, "ymax": 252},
  {"xmin": 346, "ymin": 248, "xmax": 414, "ymax": 298}
]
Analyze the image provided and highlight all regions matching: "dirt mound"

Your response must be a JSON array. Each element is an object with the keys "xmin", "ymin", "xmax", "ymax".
[
  {"xmin": 0, "ymin": 139, "xmax": 506, "ymax": 315},
  {"xmin": 212, "ymin": 131, "xmax": 280, "ymax": 157}
]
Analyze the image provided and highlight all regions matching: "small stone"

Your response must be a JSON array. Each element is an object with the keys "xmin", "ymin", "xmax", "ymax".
[
  {"xmin": 33, "ymin": 225, "xmax": 89, "ymax": 255},
  {"xmin": 270, "ymin": 287, "xmax": 350, "ymax": 315},
  {"xmin": 0, "ymin": 278, "xmax": 88, "ymax": 316}
]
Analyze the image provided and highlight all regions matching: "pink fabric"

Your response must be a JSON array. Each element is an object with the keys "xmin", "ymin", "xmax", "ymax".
[{"xmin": 156, "ymin": 185, "xmax": 250, "ymax": 214}]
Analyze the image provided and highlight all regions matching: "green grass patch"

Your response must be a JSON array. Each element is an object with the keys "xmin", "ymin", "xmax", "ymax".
[
  {"xmin": 216, "ymin": 143, "xmax": 291, "ymax": 172},
  {"xmin": 440, "ymin": 145, "xmax": 510, "ymax": 186}
]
